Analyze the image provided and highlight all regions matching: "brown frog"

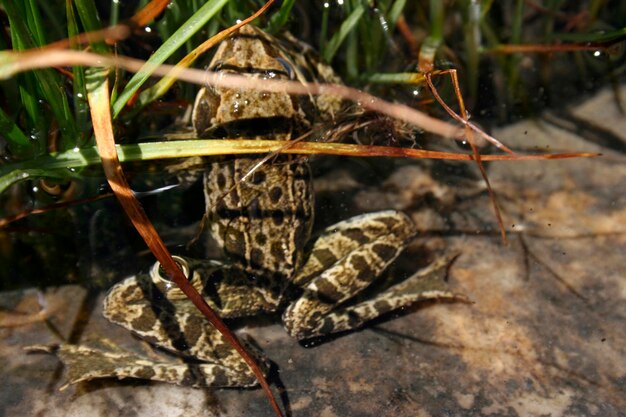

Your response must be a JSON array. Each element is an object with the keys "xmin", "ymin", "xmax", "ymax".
[{"xmin": 31, "ymin": 25, "xmax": 458, "ymax": 389}]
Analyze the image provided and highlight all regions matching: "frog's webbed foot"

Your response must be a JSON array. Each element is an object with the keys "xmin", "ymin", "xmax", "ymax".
[
  {"xmin": 282, "ymin": 210, "xmax": 463, "ymax": 340},
  {"xmin": 26, "ymin": 341, "xmax": 266, "ymax": 389}
]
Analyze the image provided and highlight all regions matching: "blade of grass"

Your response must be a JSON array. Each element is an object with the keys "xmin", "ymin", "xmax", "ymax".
[
  {"xmin": 267, "ymin": 0, "xmax": 295, "ymax": 33},
  {"xmin": 86, "ymin": 67, "xmax": 285, "ymax": 417},
  {"xmin": 320, "ymin": 2, "xmax": 330, "ymax": 51},
  {"xmin": 345, "ymin": 5, "xmax": 359, "ymax": 79},
  {"xmin": 110, "ymin": 0, "xmax": 121, "ymax": 26},
  {"xmin": 34, "ymin": 0, "xmax": 65, "ymax": 40},
  {"xmin": 0, "ymin": 139, "xmax": 598, "ymax": 195},
  {"xmin": 418, "ymin": 0, "xmax": 444, "ymax": 73},
  {"xmin": 367, "ymin": 72, "xmax": 427, "ymax": 84},
  {"xmin": 504, "ymin": 0, "xmax": 524, "ymax": 101},
  {"xmin": 464, "ymin": 0, "xmax": 482, "ymax": 100},
  {"xmin": 12, "ymin": 70, "xmax": 45, "ymax": 155},
  {"xmin": 73, "ymin": 0, "xmax": 108, "ymax": 53},
  {"xmin": 67, "ymin": 0, "xmax": 91, "ymax": 147},
  {"xmin": 322, "ymin": 3, "xmax": 364, "ymax": 63},
  {"xmin": 111, "ymin": 0, "xmax": 229, "ymax": 118},
  {"xmin": 387, "ymin": 0, "xmax": 407, "ymax": 26},
  {"xmin": 0, "ymin": 107, "xmax": 32, "ymax": 151},
  {"xmin": 25, "ymin": 0, "xmax": 47, "ymax": 46}
]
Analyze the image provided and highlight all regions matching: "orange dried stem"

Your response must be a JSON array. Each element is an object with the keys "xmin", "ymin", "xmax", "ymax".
[{"xmin": 130, "ymin": 0, "xmax": 171, "ymax": 27}]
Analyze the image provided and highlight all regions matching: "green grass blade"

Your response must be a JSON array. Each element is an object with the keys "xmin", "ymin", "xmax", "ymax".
[
  {"xmin": 0, "ymin": 107, "xmax": 32, "ymax": 151},
  {"xmin": 268, "ymin": 0, "xmax": 296, "ymax": 33},
  {"xmin": 109, "ymin": 0, "xmax": 121, "ymax": 26},
  {"xmin": 322, "ymin": 4, "xmax": 365, "ymax": 63},
  {"xmin": 387, "ymin": 0, "xmax": 407, "ymax": 26},
  {"xmin": 33, "ymin": 0, "xmax": 65, "ymax": 40},
  {"xmin": 73, "ymin": 0, "xmax": 108, "ymax": 53},
  {"xmin": 66, "ymin": 0, "xmax": 91, "ymax": 147},
  {"xmin": 367, "ymin": 72, "xmax": 426, "ymax": 84},
  {"xmin": 14, "ymin": 71, "xmax": 46, "ymax": 154},
  {"xmin": 25, "ymin": 0, "xmax": 47, "ymax": 46}
]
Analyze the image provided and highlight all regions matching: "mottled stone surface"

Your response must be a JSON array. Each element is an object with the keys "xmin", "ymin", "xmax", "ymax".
[{"xmin": 1, "ymin": 86, "xmax": 625, "ymax": 417}]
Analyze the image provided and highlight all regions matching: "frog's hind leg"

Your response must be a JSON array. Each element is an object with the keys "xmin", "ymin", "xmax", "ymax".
[
  {"xmin": 282, "ymin": 210, "xmax": 459, "ymax": 340},
  {"xmin": 26, "ymin": 343, "xmax": 262, "ymax": 388}
]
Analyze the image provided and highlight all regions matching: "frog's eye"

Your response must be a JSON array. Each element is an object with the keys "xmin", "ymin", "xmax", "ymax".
[
  {"xmin": 192, "ymin": 87, "xmax": 220, "ymax": 137},
  {"xmin": 210, "ymin": 60, "xmax": 224, "ymax": 72},
  {"xmin": 276, "ymin": 57, "xmax": 296, "ymax": 80},
  {"xmin": 38, "ymin": 179, "xmax": 76, "ymax": 199},
  {"xmin": 155, "ymin": 255, "xmax": 191, "ymax": 283}
]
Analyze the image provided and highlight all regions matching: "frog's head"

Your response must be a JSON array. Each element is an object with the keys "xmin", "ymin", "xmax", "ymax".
[{"xmin": 192, "ymin": 25, "xmax": 310, "ymax": 140}]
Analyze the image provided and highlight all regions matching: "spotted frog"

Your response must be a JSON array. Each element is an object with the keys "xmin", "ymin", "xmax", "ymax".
[{"xmin": 35, "ymin": 25, "xmax": 458, "ymax": 389}]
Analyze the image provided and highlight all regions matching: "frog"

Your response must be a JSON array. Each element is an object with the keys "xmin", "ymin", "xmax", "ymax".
[{"xmin": 29, "ymin": 25, "xmax": 459, "ymax": 389}]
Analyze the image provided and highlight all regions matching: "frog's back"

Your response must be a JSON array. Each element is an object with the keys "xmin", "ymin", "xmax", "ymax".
[
  {"xmin": 195, "ymin": 25, "xmax": 339, "ymax": 279},
  {"xmin": 204, "ymin": 158, "xmax": 312, "ymax": 280}
]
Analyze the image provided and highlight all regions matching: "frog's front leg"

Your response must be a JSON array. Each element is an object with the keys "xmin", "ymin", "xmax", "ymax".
[{"xmin": 282, "ymin": 210, "xmax": 458, "ymax": 340}]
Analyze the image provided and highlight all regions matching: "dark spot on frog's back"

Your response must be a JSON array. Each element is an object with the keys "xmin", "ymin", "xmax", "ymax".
[
  {"xmin": 270, "ymin": 241, "xmax": 286, "ymax": 263},
  {"xmin": 230, "ymin": 102, "xmax": 246, "ymax": 118},
  {"xmin": 269, "ymin": 186, "xmax": 283, "ymax": 203},
  {"xmin": 244, "ymin": 44, "xmax": 253, "ymax": 61},
  {"xmin": 255, "ymin": 232, "xmax": 267, "ymax": 246},
  {"xmin": 216, "ymin": 172, "xmax": 227, "ymax": 188},
  {"xmin": 250, "ymin": 170, "xmax": 266, "ymax": 185},
  {"xmin": 272, "ymin": 210, "xmax": 285, "ymax": 226},
  {"xmin": 224, "ymin": 228, "xmax": 245, "ymax": 257},
  {"xmin": 250, "ymin": 248, "xmax": 265, "ymax": 267},
  {"xmin": 228, "ymin": 189, "xmax": 240, "ymax": 205}
]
